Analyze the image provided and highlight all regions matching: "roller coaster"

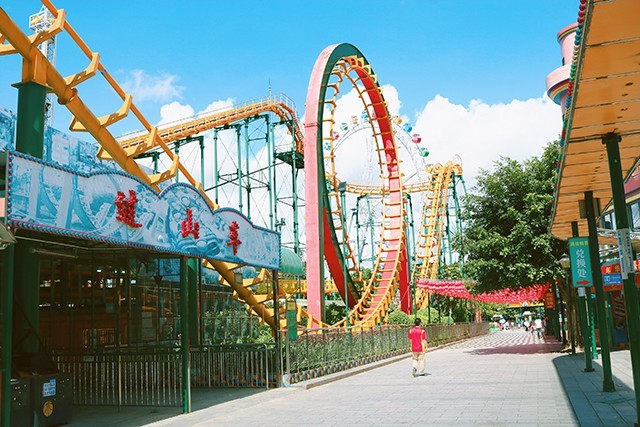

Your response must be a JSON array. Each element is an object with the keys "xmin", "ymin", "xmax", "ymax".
[{"xmin": 0, "ymin": 1, "xmax": 465, "ymax": 330}]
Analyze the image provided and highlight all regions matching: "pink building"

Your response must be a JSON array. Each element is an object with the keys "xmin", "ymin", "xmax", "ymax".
[{"xmin": 545, "ymin": 23, "xmax": 578, "ymax": 115}]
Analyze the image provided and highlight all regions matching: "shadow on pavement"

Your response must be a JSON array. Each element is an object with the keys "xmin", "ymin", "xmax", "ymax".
[
  {"xmin": 465, "ymin": 341, "xmax": 562, "ymax": 355},
  {"xmin": 68, "ymin": 388, "xmax": 268, "ymax": 426},
  {"xmin": 552, "ymin": 352, "xmax": 637, "ymax": 426}
]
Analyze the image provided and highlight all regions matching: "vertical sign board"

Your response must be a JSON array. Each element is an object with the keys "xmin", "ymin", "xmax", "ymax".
[
  {"xmin": 286, "ymin": 300, "xmax": 298, "ymax": 341},
  {"xmin": 616, "ymin": 228, "xmax": 634, "ymax": 279},
  {"xmin": 568, "ymin": 237, "xmax": 593, "ymax": 288}
]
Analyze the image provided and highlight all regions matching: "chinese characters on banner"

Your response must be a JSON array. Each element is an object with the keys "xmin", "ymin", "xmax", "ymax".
[
  {"xmin": 568, "ymin": 237, "xmax": 592, "ymax": 288},
  {"xmin": 544, "ymin": 290, "xmax": 556, "ymax": 309}
]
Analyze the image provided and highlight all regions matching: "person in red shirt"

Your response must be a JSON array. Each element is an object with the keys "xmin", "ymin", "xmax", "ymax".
[{"xmin": 408, "ymin": 317, "xmax": 427, "ymax": 377}]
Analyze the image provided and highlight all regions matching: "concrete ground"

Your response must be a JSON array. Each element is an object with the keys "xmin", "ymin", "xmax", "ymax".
[{"xmin": 68, "ymin": 330, "xmax": 638, "ymax": 426}]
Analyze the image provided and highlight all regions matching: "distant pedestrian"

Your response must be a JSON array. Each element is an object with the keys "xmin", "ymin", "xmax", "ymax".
[
  {"xmin": 534, "ymin": 318, "xmax": 543, "ymax": 339},
  {"xmin": 408, "ymin": 318, "xmax": 427, "ymax": 377}
]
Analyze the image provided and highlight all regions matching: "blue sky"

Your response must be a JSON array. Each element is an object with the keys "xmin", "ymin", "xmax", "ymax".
[{"xmin": 0, "ymin": 0, "xmax": 580, "ymax": 186}]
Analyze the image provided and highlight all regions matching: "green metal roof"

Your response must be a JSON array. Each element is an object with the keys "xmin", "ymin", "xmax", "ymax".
[{"xmin": 280, "ymin": 247, "xmax": 303, "ymax": 275}]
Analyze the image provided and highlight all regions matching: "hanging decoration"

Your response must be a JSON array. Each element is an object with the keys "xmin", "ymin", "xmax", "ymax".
[{"xmin": 416, "ymin": 279, "xmax": 551, "ymax": 305}]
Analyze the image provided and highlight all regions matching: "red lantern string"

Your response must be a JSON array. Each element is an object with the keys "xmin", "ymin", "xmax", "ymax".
[{"xmin": 416, "ymin": 280, "xmax": 550, "ymax": 304}]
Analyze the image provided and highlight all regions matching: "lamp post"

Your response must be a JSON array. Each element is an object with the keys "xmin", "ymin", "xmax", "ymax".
[
  {"xmin": 338, "ymin": 181, "xmax": 349, "ymax": 328},
  {"xmin": 559, "ymin": 256, "xmax": 573, "ymax": 352}
]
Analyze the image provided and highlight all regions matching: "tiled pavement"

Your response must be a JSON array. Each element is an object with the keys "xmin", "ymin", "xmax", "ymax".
[{"xmin": 69, "ymin": 330, "xmax": 638, "ymax": 426}]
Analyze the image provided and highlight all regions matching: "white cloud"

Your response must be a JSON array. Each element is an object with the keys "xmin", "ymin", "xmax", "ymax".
[
  {"xmin": 201, "ymin": 98, "xmax": 235, "ymax": 114},
  {"xmin": 122, "ymin": 70, "xmax": 184, "ymax": 103},
  {"xmin": 413, "ymin": 94, "xmax": 562, "ymax": 190},
  {"xmin": 158, "ymin": 101, "xmax": 194, "ymax": 126}
]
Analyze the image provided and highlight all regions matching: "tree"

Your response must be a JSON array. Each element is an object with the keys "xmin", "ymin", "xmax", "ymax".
[{"xmin": 454, "ymin": 141, "xmax": 566, "ymax": 293}]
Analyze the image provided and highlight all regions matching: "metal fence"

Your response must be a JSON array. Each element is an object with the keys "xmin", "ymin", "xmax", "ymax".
[
  {"xmin": 52, "ymin": 323, "xmax": 489, "ymax": 405},
  {"xmin": 280, "ymin": 322, "xmax": 489, "ymax": 384},
  {"xmin": 52, "ymin": 343, "xmax": 276, "ymax": 407},
  {"xmin": 53, "ymin": 350, "xmax": 182, "ymax": 407},
  {"xmin": 190, "ymin": 344, "xmax": 275, "ymax": 389}
]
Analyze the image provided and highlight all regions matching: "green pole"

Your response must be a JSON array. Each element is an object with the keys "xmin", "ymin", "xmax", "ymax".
[
  {"xmin": 14, "ymin": 81, "xmax": 46, "ymax": 158},
  {"xmin": 1, "ymin": 246, "xmax": 15, "ymax": 427},
  {"xmin": 272, "ymin": 270, "xmax": 282, "ymax": 386},
  {"xmin": 244, "ymin": 120, "xmax": 251, "ymax": 220},
  {"xmin": 14, "ymin": 81, "xmax": 46, "ymax": 355},
  {"xmin": 572, "ymin": 221, "xmax": 594, "ymax": 371},
  {"xmin": 267, "ymin": 121, "xmax": 274, "ymax": 230},
  {"xmin": 174, "ymin": 140, "xmax": 180, "ymax": 183},
  {"xmin": 199, "ymin": 137, "xmax": 205, "ymax": 189},
  {"xmin": 404, "ymin": 194, "xmax": 416, "ymax": 316},
  {"xmin": 587, "ymin": 288, "xmax": 598, "ymax": 360},
  {"xmin": 213, "ymin": 130, "xmax": 219, "ymax": 205},
  {"xmin": 291, "ymin": 122, "xmax": 300, "ymax": 255},
  {"xmin": 236, "ymin": 126, "xmax": 243, "ymax": 214},
  {"xmin": 606, "ymin": 293, "xmax": 615, "ymax": 350},
  {"xmin": 187, "ymin": 258, "xmax": 199, "ymax": 346},
  {"xmin": 584, "ymin": 190, "xmax": 614, "ymax": 391},
  {"xmin": 339, "ymin": 186, "xmax": 349, "ymax": 327},
  {"xmin": 603, "ymin": 133, "xmax": 640, "ymax": 418},
  {"xmin": 180, "ymin": 257, "xmax": 191, "ymax": 413}
]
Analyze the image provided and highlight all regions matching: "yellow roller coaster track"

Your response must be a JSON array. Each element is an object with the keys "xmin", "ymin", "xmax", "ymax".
[
  {"xmin": 412, "ymin": 158, "xmax": 463, "ymax": 310},
  {"xmin": 0, "ymin": 1, "xmax": 299, "ymax": 329},
  {"xmin": 106, "ymin": 93, "xmax": 304, "ymax": 160}
]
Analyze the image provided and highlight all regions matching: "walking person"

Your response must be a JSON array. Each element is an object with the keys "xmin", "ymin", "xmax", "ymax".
[
  {"xmin": 408, "ymin": 318, "xmax": 427, "ymax": 377},
  {"xmin": 534, "ymin": 317, "xmax": 543, "ymax": 339}
]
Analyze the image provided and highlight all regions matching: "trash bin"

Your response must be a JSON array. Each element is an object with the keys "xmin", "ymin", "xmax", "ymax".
[
  {"xmin": 30, "ymin": 373, "xmax": 72, "ymax": 427},
  {"xmin": 13, "ymin": 353, "xmax": 73, "ymax": 426},
  {"xmin": 10, "ymin": 378, "xmax": 31, "ymax": 427}
]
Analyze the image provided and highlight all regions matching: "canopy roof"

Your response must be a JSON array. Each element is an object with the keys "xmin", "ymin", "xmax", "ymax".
[
  {"xmin": 280, "ymin": 247, "xmax": 303, "ymax": 276},
  {"xmin": 550, "ymin": 0, "xmax": 640, "ymax": 240}
]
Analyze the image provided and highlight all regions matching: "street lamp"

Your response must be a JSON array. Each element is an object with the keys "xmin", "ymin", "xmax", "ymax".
[
  {"xmin": 338, "ymin": 181, "xmax": 349, "ymax": 328},
  {"xmin": 559, "ymin": 255, "xmax": 576, "ymax": 354}
]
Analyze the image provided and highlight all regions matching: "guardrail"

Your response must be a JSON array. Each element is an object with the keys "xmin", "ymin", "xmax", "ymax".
[
  {"xmin": 53, "ymin": 350, "xmax": 182, "ymax": 407},
  {"xmin": 280, "ymin": 322, "xmax": 489, "ymax": 385},
  {"xmin": 190, "ymin": 344, "xmax": 275, "ymax": 389},
  {"xmin": 52, "ymin": 343, "xmax": 277, "ymax": 407}
]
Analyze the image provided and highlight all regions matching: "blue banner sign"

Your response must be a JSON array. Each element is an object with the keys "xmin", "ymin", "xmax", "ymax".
[
  {"xmin": 568, "ymin": 237, "xmax": 592, "ymax": 288},
  {"xmin": 6, "ymin": 152, "xmax": 281, "ymax": 270},
  {"xmin": 602, "ymin": 273, "xmax": 622, "ymax": 286}
]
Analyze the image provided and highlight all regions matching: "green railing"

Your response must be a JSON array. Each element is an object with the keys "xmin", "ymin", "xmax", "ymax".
[{"xmin": 280, "ymin": 322, "xmax": 489, "ymax": 384}]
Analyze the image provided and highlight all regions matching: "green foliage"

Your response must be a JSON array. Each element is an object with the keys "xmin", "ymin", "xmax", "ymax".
[
  {"xmin": 386, "ymin": 310, "xmax": 411, "ymax": 324},
  {"xmin": 454, "ymin": 141, "xmax": 565, "ymax": 293},
  {"xmin": 325, "ymin": 302, "xmax": 346, "ymax": 325},
  {"xmin": 438, "ymin": 262, "xmax": 463, "ymax": 280},
  {"xmin": 203, "ymin": 307, "xmax": 273, "ymax": 344}
]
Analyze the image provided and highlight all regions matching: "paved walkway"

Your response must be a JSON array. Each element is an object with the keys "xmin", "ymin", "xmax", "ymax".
[{"xmin": 69, "ymin": 330, "xmax": 638, "ymax": 426}]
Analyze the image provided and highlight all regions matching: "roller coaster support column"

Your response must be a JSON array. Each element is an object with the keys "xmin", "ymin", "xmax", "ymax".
[
  {"xmin": 14, "ymin": 81, "xmax": 46, "ymax": 354},
  {"xmin": 244, "ymin": 120, "xmax": 251, "ymax": 220},
  {"xmin": 236, "ymin": 126, "xmax": 244, "ymax": 214},
  {"xmin": 291, "ymin": 121, "xmax": 301, "ymax": 255},
  {"xmin": 603, "ymin": 132, "xmax": 640, "ymax": 419},
  {"xmin": 583, "ymin": 190, "xmax": 615, "ymax": 391},
  {"xmin": 267, "ymin": 120, "xmax": 275, "ymax": 229},
  {"xmin": 175, "ymin": 140, "xmax": 181, "ymax": 182},
  {"xmin": 404, "ymin": 194, "xmax": 417, "ymax": 315},
  {"xmin": 213, "ymin": 130, "xmax": 220, "ymax": 205},
  {"xmin": 272, "ymin": 269, "xmax": 282, "ymax": 385},
  {"xmin": 199, "ymin": 136, "xmax": 205, "ymax": 188},
  {"xmin": 339, "ymin": 182, "xmax": 349, "ymax": 327},
  {"xmin": 180, "ymin": 257, "xmax": 192, "ymax": 413}
]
